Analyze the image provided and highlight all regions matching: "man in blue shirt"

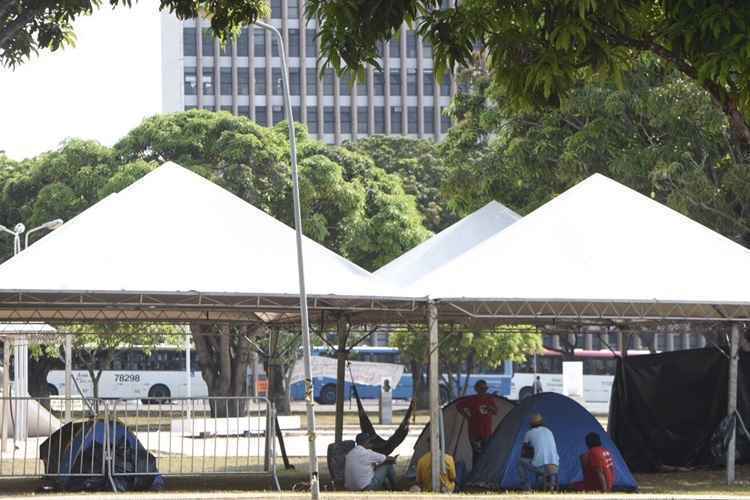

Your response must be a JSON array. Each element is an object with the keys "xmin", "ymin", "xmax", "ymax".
[{"xmin": 518, "ymin": 414, "xmax": 559, "ymax": 491}]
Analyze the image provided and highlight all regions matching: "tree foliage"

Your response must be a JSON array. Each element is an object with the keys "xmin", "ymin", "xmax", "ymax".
[
  {"xmin": 1, "ymin": 0, "xmax": 268, "ymax": 67},
  {"xmin": 441, "ymin": 59, "xmax": 750, "ymax": 247},
  {"xmin": 309, "ymin": 0, "xmax": 750, "ymax": 145}
]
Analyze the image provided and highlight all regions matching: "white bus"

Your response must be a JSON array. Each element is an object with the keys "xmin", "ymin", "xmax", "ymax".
[
  {"xmin": 47, "ymin": 346, "xmax": 209, "ymax": 401},
  {"xmin": 509, "ymin": 348, "xmax": 650, "ymax": 412}
]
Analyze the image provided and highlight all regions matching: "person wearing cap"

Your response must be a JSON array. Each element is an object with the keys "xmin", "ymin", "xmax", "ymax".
[
  {"xmin": 456, "ymin": 379, "xmax": 498, "ymax": 462},
  {"xmin": 518, "ymin": 414, "xmax": 559, "ymax": 491},
  {"xmin": 344, "ymin": 432, "xmax": 397, "ymax": 491}
]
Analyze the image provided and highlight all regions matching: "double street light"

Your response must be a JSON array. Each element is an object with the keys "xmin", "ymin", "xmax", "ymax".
[{"xmin": 0, "ymin": 218, "xmax": 64, "ymax": 441}]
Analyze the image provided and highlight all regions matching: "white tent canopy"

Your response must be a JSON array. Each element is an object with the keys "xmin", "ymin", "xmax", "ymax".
[
  {"xmin": 0, "ymin": 162, "xmax": 420, "ymax": 323},
  {"xmin": 375, "ymin": 201, "xmax": 520, "ymax": 287},
  {"xmin": 412, "ymin": 174, "xmax": 750, "ymax": 322}
]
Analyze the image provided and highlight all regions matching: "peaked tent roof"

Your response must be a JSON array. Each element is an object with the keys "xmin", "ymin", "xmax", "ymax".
[
  {"xmin": 412, "ymin": 173, "xmax": 750, "ymax": 322},
  {"xmin": 375, "ymin": 201, "xmax": 520, "ymax": 287},
  {"xmin": 0, "ymin": 162, "xmax": 420, "ymax": 323}
]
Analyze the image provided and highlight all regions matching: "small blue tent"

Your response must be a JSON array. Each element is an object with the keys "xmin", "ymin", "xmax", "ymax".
[
  {"xmin": 464, "ymin": 393, "xmax": 637, "ymax": 491},
  {"xmin": 40, "ymin": 419, "xmax": 164, "ymax": 492}
]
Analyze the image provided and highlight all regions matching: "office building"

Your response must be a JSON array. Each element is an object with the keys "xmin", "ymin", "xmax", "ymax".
[{"xmin": 161, "ymin": 0, "xmax": 456, "ymax": 144}]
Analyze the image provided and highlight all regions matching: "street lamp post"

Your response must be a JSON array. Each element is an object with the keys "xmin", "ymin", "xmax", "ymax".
[
  {"xmin": 253, "ymin": 20, "xmax": 320, "ymax": 500},
  {"xmin": 0, "ymin": 219, "xmax": 64, "ymax": 441}
]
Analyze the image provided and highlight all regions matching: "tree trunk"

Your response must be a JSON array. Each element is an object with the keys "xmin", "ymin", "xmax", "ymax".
[
  {"xmin": 334, "ymin": 316, "xmax": 348, "ymax": 444},
  {"xmin": 266, "ymin": 328, "xmax": 290, "ymax": 416},
  {"xmin": 412, "ymin": 361, "xmax": 429, "ymax": 410},
  {"xmin": 192, "ymin": 323, "xmax": 259, "ymax": 417},
  {"xmin": 27, "ymin": 356, "xmax": 54, "ymax": 410}
]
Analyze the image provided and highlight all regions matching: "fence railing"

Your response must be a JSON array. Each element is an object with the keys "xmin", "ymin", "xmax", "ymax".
[{"xmin": 0, "ymin": 396, "xmax": 278, "ymax": 491}]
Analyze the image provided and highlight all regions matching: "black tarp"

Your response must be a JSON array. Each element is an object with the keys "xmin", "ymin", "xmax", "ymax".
[{"xmin": 609, "ymin": 348, "xmax": 750, "ymax": 472}]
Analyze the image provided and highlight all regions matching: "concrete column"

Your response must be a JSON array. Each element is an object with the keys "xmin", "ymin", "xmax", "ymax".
[
  {"xmin": 316, "ymin": 34, "xmax": 324, "ymax": 140},
  {"xmin": 299, "ymin": 0, "xmax": 307, "ymax": 124},
  {"xmin": 666, "ymin": 332, "xmax": 675, "ymax": 351},
  {"xmin": 231, "ymin": 39, "xmax": 239, "ymax": 114},
  {"xmin": 584, "ymin": 332, "xmax": 593, "ymax": 350},
  {"xmin": 1, "ymin": 339, "xmax": 10, "ymax": 451},
  {"xmin": 265, "ymin": 27, "xmax": 273, "ymax": 126},
  {"xmin": 367, "ymin": 65, "xmax": 375, "ymax": 133},
  {"xmin": 214, "ymin": 37, "xmax": 221, "ymax": 108},
  {"xmin": 384, "ymin": 41, "xmax": 391, "ymax": 133},
  {"xmin": 64, "ymin": 334, "xmax": 72, "ymax": 421},
  {"xmin": 352, "ymin": 76, "xmax": 358, "ymax": 140},
  {"xmin": 196, "ymin": 21, "xmax": 204, "ymax": 108},
  {"xmin": 249, "ymin": 26, "xmax": 256, "ymax": 120},
  {"xmin": 400, "ymin": 24, "xmax": 407, "ymax": 135},
  {"xmin": 428, "ymin": 302, "xmax": 442, "ymax": 493},
  {"xmin": 416, "ymin": 34, "xmax": 424, "ymax": 137},
  {"xmin": 432, "ymin": 70, "xmax": 440, "ymax": 139},
  {"xmin": 334, "ymin": 72, "xmax": 341, "ymax": 144},
  {"xmin": 728, "ymin": 324, "xmax": 740, "ymax": 484},
  {"xmin": 14, "ymin": 337, "xmax": 28, "ymax": 440}
]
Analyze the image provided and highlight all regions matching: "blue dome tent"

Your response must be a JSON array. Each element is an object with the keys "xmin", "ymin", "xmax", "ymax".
[{"xmin": 464, "ymin": 393, "xmax": 637, "ymax": 491}]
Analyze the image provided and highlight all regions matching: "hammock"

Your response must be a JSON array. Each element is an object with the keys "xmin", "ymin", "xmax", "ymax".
[{"xmin": 350, "ymin": 380, "xmax": 415, "ymax": 455}]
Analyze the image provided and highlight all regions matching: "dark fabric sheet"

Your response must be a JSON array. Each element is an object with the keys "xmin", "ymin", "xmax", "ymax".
[
  {"xmin": 351, "ymin": 383, "xmax": 414, "ymax": 455},
  {"xmin": 609, "ymin": 348, "xmax": 750, "ymax": 472}
]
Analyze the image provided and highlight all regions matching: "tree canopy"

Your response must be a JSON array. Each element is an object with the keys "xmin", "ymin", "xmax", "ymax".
[
  {"xmin": 309, "ymin": 1, "xmax": 750, "ymax": 146},
  {"xmin": 0, "ymin": 0, "xmax": 267, "ymax": 67}
]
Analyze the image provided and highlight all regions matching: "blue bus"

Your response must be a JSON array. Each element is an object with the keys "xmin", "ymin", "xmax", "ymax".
[{"xmin": 289, "ymin": 346, "xmax": 513, "ymax": 405}]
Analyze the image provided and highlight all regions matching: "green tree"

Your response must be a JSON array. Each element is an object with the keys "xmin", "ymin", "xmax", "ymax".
[
  {"xmin": 309, "ymin": 1, "xmax": 750, "ymax": 146},
  {"xmin": 1, "ymin": 0, "xmax": 268, "ymax": 67},
  {"xmin": 344, "ymin": 135, "xmax": 457, "ymax": 232},
  {"xmin": 441, "ymin": 60, "xmax": 750, "ymax": 247},
  {"xmin": 390, "ymin": 326, "xmax": 542, "ymax": 406}
]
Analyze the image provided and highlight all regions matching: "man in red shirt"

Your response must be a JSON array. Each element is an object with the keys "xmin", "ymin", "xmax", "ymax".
[
  {"xmin": 580, "ymin": 432, "xmax": 615, "ymax": 492},
  {"xmin": 456, "ymin": 379, "xmax": 497, "ymax": 462}
]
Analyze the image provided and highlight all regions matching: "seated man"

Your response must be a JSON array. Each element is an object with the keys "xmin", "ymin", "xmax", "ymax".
[
  {"xmin": 518, "ymin": 414, "xmax": 559, "ymax": 491},
  {"xmin": 580, "ymin": 432, "xmax": 615, "ymax": 492},
  {"xmin": 344, "ymin": 432, "xmax": 397, "ymax": 491},
  {"xmin": 415, "ymin": 441, "xmax": 456, "ymax": 493}
]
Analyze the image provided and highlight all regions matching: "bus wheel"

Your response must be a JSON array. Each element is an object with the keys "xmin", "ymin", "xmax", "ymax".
[
  {"xmin": 519, "ymin": 386, "xmax": 534, "ymax": 400},
  {"xmin": 144, "ymin": 384, "xmax": 171, "ymax": 405},
  {"xmin": 319, "ymin": 384, "xmax": 337, "ymax": 405},
  {"xmin": 47, "ymin": 384, "xmax": 59, "ymax": 396}
]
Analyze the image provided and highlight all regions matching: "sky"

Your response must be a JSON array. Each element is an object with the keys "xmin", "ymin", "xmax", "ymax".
[{"xmin": 0, "ymin": 3, "xmax": 162, "ymax": 160}]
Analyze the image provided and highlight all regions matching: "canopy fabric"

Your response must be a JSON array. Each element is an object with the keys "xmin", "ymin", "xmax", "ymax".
[
  {"xmin": 375, "ymin": 201, "xmax": 520, "ymax": 287},
  {"xmin": 0, "ymin": 163, "xmax": 420, "ymax": 323},
  {"xmin": 412, "ymin": 174, "xmax": 750, "ymax": 322}
]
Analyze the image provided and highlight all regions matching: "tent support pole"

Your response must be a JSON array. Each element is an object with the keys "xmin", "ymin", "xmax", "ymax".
[
  {"xmin": 428, "ymin": 301, "xmax": 442, "ymax": 493},
  {"xmin": 335, "ymin": 314, "xmax": 347, "ymax": 444},
  {"xmin": 727, "ymin": 323, "xmax": 740, "ymax": 484},
  {"xmin": 64, "ymin": 333, "xmax": 72, "ymax": 422}
]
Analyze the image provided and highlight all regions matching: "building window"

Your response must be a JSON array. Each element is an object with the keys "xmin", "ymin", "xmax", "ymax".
[
  {"xmin": 441, "ymin": 106, "xmax": 450, "ymax": 132},
  {"xmin": 289, "ymin": 68, "xmax": 301, "ymax": 96},
  {"xmin": 292, "ymin": 106, "xmax": 301, "ymax": 121},
  {"xmin": 237, "ymin": 28, "xmax": 249, "ymax": 56},
  {"xmin": 239, "ymin": 105, "xmax": 250, "ymax": 117},
  {"xmin": 256, "ymin": 106, "xmax": 267, "ymax": 126},
  {"xmin": 389, "ymin": 69, "xmax": 401, "ymax": 96},
  {"xmin": 424, "ymin": 107, "xmax": 434, "ymax": 133},
  {"xmin": 374, "ymin": 106, "xmax": 385, "ymax": 133},
  {"xmin": 271, "ymin": 0, "xmax": 282, "ymax": 18},
  {"xmin": 358, "ymin": 107, "xmax": 369, "ymax": 134},
  {"xmin": 306, "ymin": 30, "xmax": 317, "ymax": 57},
  {"xmin": 389, "ymin": 39, "xmax": 400, "ymax": 58},
  {"xmin": 441, "ymin": 74, "xmax": 451, "ymax": 95},
  {"xmin": 220, "ymin": 40, "xmax": 231, "ymax": 57},
  {"xmin": 423, "ymin": 39, "xmax": 433, "ymax": 58},
  {"xmin": 254, "ymin": 29, "xmax": 265, "ymax": 55},
  {"xmin": 220, "ymin": 67, "xmax": 232, "ymax": 95},
  {"xmin": 391, "ymin": 106, "xmax": 402, "ymax": 133},
  {"xmin": 324, "ymin": 106, "xmax": 335, "ymax": 133},
  {"xmin": 424, "ymin": 70, "xmax": 434, "ymax": 95},
  {"xmin": 376, "ymin": 41, "xmax": 384, "ymax": 58},
  {"xmin": 408, "ymin": 107, "xmax": 418, "ymax": 133},
  {"xmin": 407, "ymin": 69, "xmax": 417, "ymax": 96},
  {"xmin": 272, "ymin": 35, "xmax": 280, "ymax": 57},
  {"xmin": 238, "ymin": 67, "xmax": 250, "ymax": 95},
  {"xmin": 255, "ymin": 68, "xmax": 266, "ymax": 94},
  {"xmin": 374, "ymin": 71, "xmax": 385, "ymax": 96},
  {"xmin": 186, "ymin": 105, "xmax": 197, "ymax": 111},
  {"xmin": 272, "ymin": 68, "xmax": 283, "ymax": 95},
  {"xmin": 221, "ymin": 105, "xmax": 232, "ymax": 112},
  {"xmin": 183, "ymin": 28, "xmax": 196, "ymax": 57},
  {"xmin": 184, "ymin": 67, "xmax": 197, "ymax": 95},
  {"xmin": 356, "ymin": 77, "xmax": 367, "ymax": 96},
  {"xmin": 288, "ymin": 0, "xmax": 299, "ymax": 18},
  {"xmin": 273, "ymin": 105, "xmax": 284, "ymax": 124},
  {"xmin": 406, "ymin": 31, "xmax": 417, "ymax": 58},
  {"xmin": 341, "ymin": 107, "xmax": 352, "ymax": 134},
  {"xmin": 288, "ymin": 29, "xmax": 300, "ymax": 57},
  {"xmin": 307, "ymin": 68, "xmax": 318, "ymax": 95},
  {"xmin": 202, "ymin": 67, "xmax": 214, "ymax": 94},
  {"xmin": 340, "ymin": 74, "xmax": 351, "ymax": 96},
  {"xmin": 202, "ymin": 28, "xmax": 214, "ymax": 56},
  {"xmin": 307, "ymin": 107, "xmax": 318, "ymax": 133},
  {"xmin": 323, "ymin": 69, "xmax": 335, "ymax": 96}
]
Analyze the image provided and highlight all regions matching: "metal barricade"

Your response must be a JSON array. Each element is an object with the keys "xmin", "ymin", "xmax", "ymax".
[
  {"xmin": 108, "ymin": 396, "xmax": 278, "ymax": 487},
  {"xmin": 0, "ymin": 395, "xmax": 279, "ymax": 491}
]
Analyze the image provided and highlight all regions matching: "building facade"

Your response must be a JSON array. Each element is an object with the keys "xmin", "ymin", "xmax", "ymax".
[{"xmin": 161, "ymin": 0, "xmax": 456, "ymax": 144}]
